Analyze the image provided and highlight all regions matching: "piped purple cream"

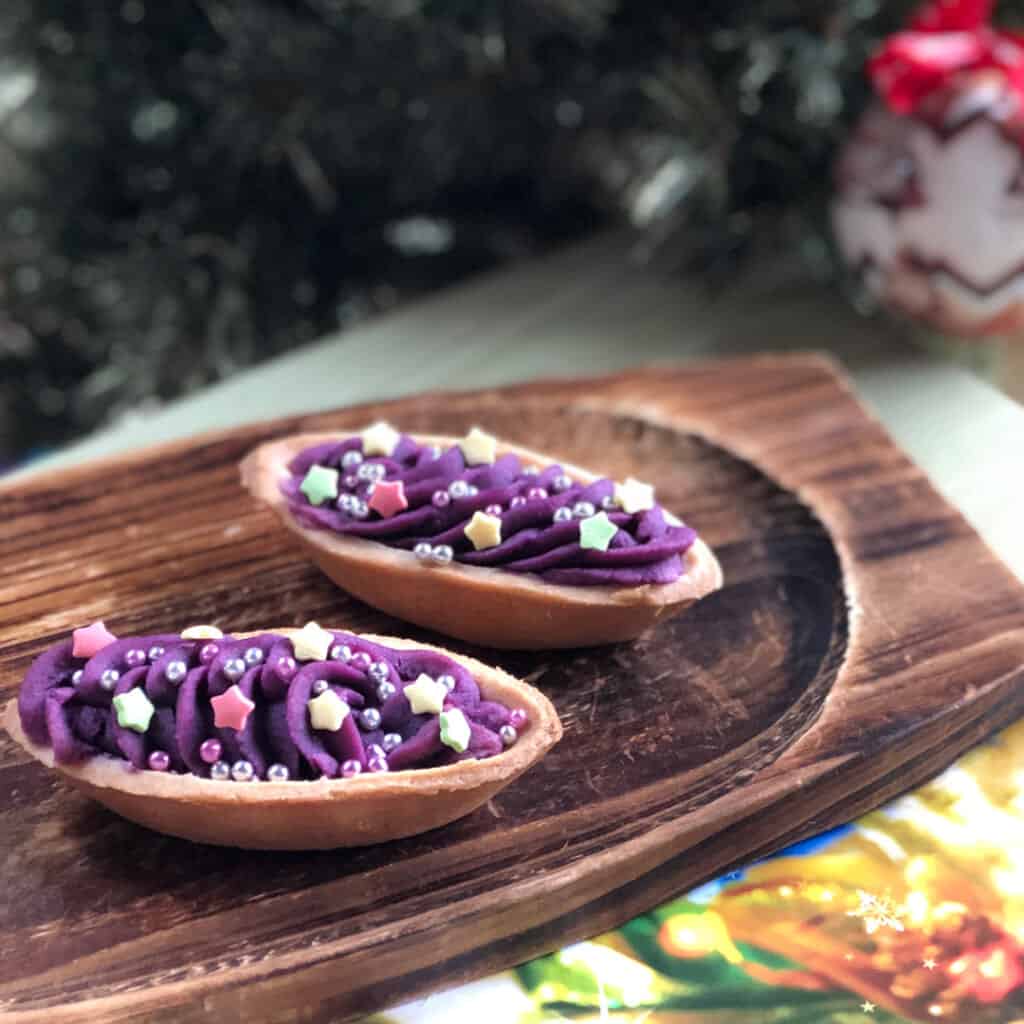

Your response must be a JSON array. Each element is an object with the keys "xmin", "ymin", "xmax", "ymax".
[
  {"xmin": 281, "ymin": 428, "xmax": 698, "ymax": 586},
  {"xmin": 18, "ymin": 624, "xmax": 524, "ymax": 780}
]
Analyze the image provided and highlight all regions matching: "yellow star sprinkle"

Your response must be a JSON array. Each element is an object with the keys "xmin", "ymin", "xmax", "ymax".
[
  {"xmin": 360, "ymin": 421, "xmax": 400, "ymax": 457},
  {"xmin": 308, "ymin": 689, "xmax": 350, "ymax": 732},
  {"xmin": 458, "ymin": 426, "xmax": 497, "ymax": 466},
  {"xmin": 923, "ymin": 958, "xmax": 937, "ymax": 970},
  {"xmin": 181, "ymin": 624, "xmax": 223, "ymax": 640},
  {"xmin": 464, "ymin": 510, "xmax": 502, "ymax": 551},
  {"xmin": 291, "ymin": 621, "xmax": 334, "ymax": 662},
  {"xmin": 613, "ymin": 477, "xmax": 655, "ymax": 515},
  {"xmin": 403, "ymin": 674, "xmax": 447, "ymax": 715},
  {"xmin": 861, "ymin": 1001, "xmax": 875, "ymax": 1014}
]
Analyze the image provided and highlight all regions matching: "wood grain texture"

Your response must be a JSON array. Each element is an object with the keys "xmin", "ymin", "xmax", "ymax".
[{"xmin": 1, "ymin": 353, "xmax": 1022, "ymax": 1023}]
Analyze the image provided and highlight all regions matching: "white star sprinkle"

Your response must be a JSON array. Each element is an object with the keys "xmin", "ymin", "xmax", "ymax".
[
  {"xmin": 613, "ymin": 477, "xmax": 655, "ymax": 514},
  {"xmin": 360, "ymin": 421, "xmax": 400, "ymax": 457}
]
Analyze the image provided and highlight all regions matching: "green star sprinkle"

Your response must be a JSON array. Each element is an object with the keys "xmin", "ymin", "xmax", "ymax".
[
  {"xmin": 112, "ymin": 687, "xmax": 155, "ymax": 733},
  {"xmin": 439, "ymin": 708, "xmax": 471, "ymax": 753},
  {"xmin": 300, "ymin": 464, "xmax": 339, "ymax": 506},
  {"xmin": 579, "ymin": 511, "xmax": 618, "ymax": 552}
]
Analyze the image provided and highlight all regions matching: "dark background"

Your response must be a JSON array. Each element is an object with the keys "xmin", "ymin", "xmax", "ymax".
[{"xmin": 0, "ymin": 0, "xmax": 922, "ymax": 465}]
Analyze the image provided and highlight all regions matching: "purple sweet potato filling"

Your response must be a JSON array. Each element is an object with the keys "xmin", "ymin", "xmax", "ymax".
[
  {"xmin": 19, "ymin": 630, "xmax": 523, "ymax": 780},
  {"xmin": 282, "ymin": 434, "xmax": 698, "ymax": 586}
]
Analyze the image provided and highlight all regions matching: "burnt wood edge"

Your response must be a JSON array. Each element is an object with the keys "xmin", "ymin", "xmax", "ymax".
[{"xmin": 0, "ymin": 353, "xmax": 841, "ymax": 499}]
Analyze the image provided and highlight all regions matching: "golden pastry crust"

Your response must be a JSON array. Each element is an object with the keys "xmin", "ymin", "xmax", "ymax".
[
  {"xmin": 3, "ymin": 631, "xmax": 562, "ymax": 850},
  {"xmin": 241, "ymin": 432, "xmax": 724, "ymax": 649}
]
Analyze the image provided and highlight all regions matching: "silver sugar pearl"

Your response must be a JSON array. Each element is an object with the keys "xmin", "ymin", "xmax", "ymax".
[
  {"xmin": 377, "ymin": 680, "xmax": 397, "ymax": 702},
  {"xmin": 341, "ymin": 450, "xmax": 363, "ymax": 469},
  {"xmin": 369, "ymin": 463, "xmax": 386, "ymax": 481},
  {"xmin": 437, "ymin": 673, "xmax": 456, "ymax": 692},
  {"xmin": 522, "ymin": 465, "xmax": 539, "ymax": 477},
  {"xmin": 71, "ymin": 669, "xmax": 84, "ymax": 686},
  {"xmin": 499, "ymin": 724, "xmax": 518, "ymax": 747},
  {"xmin": 360, "ymin": 707, "xmax": 382, "ymax": 731},
  {"xmin": 367, "ymin": 756, "xmax": 389, "ymax": 773},
  {"xmin": 553, "ymin": 506, "xmax": 574, "ymax": 523},
  {"xmin": 330, "ymin": 643, "xmax": 352, "ymax": 662},
  {"xmin": 600, "ymin": 494, "xmax": 616, "ymax": 510},
  {"xmin": 432, "ymin": 489, "xmax": 451, "ymax": 508},
  {"xmin": 223, "ymin": 657, "xmax": 246, "ymax": 682},
  {"xmin": 124, "ymin": 648, "xmax": 147, "ymax": 668},
  {"xmin": 243, "ymin": 646, "xmax": 264, "ymax": 666},
  {"xmin": 356, "ymin": 462, "xmax": 376, "ymax": 481},
  {"xmin": 100, "ymin": 668, "xmax": 120, "ymax": 691},
  {"xmin": 210, "ymin": 760, "xmax": 231, "ymax": 781},
  {"xmin": 552, "ymin": 473, "xmax": 572, "ymax": 493},
  {"xmin": 368, "ymin": 661, "xmax": 390, "ymax": 683},
  {"xmin": 147, "ymin": 644, "xmax": 166, "ymax": 661},
  {"xmin": 431, "ymin": 544, "xmax": 454, "ymax": 565},
  {"xmin": 382, "ymin": 732, "xmax": 403, "ymax": 752},
  {"xmin": 351, "ymin": 651, "xmax": 372, "ymax": 672},
  {"xmin": 266, "ymin": 763, "xmax": 290, "ymax": 782},
  {"xmin": 165, "ymin": 659, "xmax": 188, "ymax": 683},
  {"xmin": 343, "ymin": 474, "xmax": 359, "ymax": 489},
  {"xmin": 230, "ymin": 759, "xmax": 255, "ymax": 782},
  {"xmin": 337, "ymin": 493, "xmax": 357, "ymax": 512},
  {"xmin": 414, "ymin": 541, "xmax": 434, "ymax": 562},
  {"xmin": 312, "ymin": 679, "xmax": 329, "ymax": 696},
  {"xmin": 448, "ymin": 479, "xmax": 470, "ymax": 499},
  {"xmin": 573, "ymin": 501, "xmax": 596, "ymax": 518},
  {"xmin": 466, "ymin": 484, "xmax": 479, "ymax": 497},
  {"xmin": 350, "ymin": 499, "xmax": 369, "ymax": 519}
]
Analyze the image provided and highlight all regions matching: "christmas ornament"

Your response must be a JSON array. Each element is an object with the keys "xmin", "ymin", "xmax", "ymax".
[{"xmin": 833, "ymin": 0, "xmax": 1024, "ymax": 338}]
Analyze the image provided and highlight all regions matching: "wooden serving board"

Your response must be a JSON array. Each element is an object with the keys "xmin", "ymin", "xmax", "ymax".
[{"xmin": 1, "ymin": 355, "xmax": 1023, "ymax": 1023}]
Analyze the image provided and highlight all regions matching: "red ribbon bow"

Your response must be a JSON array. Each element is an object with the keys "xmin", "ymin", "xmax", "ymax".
[{"xmin": 869, "ymin": 0, "xmax": 1024, "ymax": 114}]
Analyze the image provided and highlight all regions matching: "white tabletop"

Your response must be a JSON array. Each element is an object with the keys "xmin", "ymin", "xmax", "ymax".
[{"xmin": 21, "ymin": 233, "xmax": 1024, "ymax": 580}]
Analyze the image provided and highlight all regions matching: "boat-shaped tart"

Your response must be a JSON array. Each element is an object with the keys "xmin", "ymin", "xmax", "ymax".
[
  {"xmin": 4, "ymin": 621, "xmax": 561, "ymax": 849},
  {"xmin": 241, "ymin": 424, "xmax": 723, "ymax": 648}
]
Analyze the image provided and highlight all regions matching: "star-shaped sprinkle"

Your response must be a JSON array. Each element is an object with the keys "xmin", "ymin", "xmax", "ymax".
[
  {"xmin": 211, "ymin": 684, "xmax": 256, "ymax": 731},
  {"xmin": 579, "ymin": 511, "xmax": 618, "ymax": 551},
  {"xmin": 847, "ymin": 890, "xmax": 905, "ymax": 934},
  {"xmin": 112, "ymin": 687, "xmax": 155, "ymax": 733},
  {"xmin": 440, "ymin": 708, "xmax": 471, "ymax": 753},
  {"xmin": 404, "ymin": 674, "xmax": 447, "ymax": 715},
  {"xmin": 458, "ymin": 426, "xmax": 497, "ymax": 466},
  {"xmin": 464, "ymin": 510, "xmax": 502, "ymax": 550},
  {"xmin": 368, "ymin": 479, "xmax": 408, "ymax": 518},
  {"xmin": 308, "ymin": 689, "xmax": 350, "ymax": 731},
  {"xmin": 291, "ymin": 621, "xmax": 334, "ymax": 662},
  {"xmin": 72, "ymin": 621, "xmax": 117, "ymax": 658},
  {"xmin": 300, "ymin": 465, "xmax": 339, "ymax": 506},
  {"xmin": 613, "ymin": 477, "xmax": 655, "ymax": 514},
  {"xmin": 181, "ymin": 624, "xmax": 223, "ymax": 640},
  {"xmin": 923, "ymin": 958, "xmax": 937, "ymax": 970},
  {"xmin": 361, "ymin": 421, "xmax": 400, "ymax": 457},
  {"xmin": 861, "ymin": 1001, "xmax": 875, "ymax": 1014}
]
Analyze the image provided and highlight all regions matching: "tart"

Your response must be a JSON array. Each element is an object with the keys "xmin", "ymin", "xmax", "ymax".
[
  {"xmin": 4, "ymin": 621, "xmax": 561, "ymax": 849},
  {"xmin": 241, "ymin": 424, "xmax": 723, "ymax": 648}
]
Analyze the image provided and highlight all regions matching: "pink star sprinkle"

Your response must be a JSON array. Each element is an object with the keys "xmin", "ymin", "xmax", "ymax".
[
  {"xmin": 72, "ymin": 621, "xmax": 117, "ymax": 658},
  {"xmin": 368, "ymin": 479, "xmax": 408, "ymax": 518},
  {"xmin": 210, "ymin": 684, "xmax": 256, "ymax": 731}
]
